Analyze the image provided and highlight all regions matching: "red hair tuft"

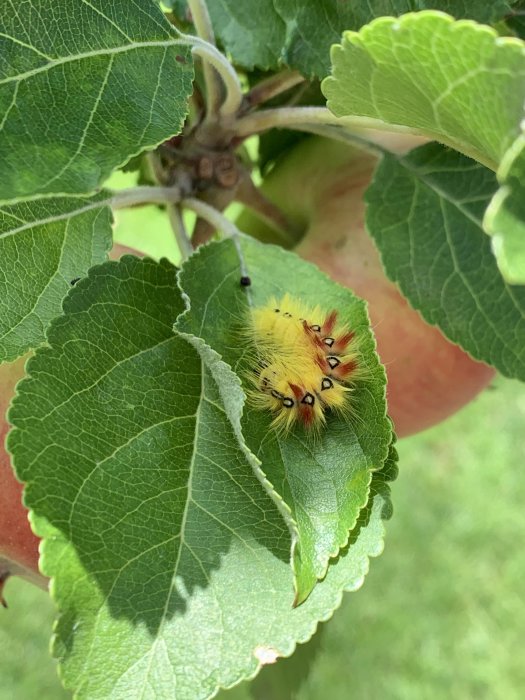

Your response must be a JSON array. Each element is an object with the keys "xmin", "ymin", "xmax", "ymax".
[
  {"xmin": 322, "ymin": 310, "xmax": 338, "ymax": 335},
  {"xmin": 332, "ymin": 332, "xmax": 355, "ymax": 354},
  {"xmin": 334, "ymin": 359, "xmax": 358, "ymax": 379}
]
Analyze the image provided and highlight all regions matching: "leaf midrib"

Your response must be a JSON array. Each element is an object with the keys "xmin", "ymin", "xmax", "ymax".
[
  {"xmin": 135, "ymin": 360, "xmax": 204, "ymax": 697},
  {"xmin": 0, "ymin": 38, "xmax": 187, "ymax": 88}
]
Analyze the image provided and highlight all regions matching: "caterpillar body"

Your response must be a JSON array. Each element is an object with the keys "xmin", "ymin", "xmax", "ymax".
[{"xmin": 245, "ymin": 294, "xmax": 363, "ymax": 433}]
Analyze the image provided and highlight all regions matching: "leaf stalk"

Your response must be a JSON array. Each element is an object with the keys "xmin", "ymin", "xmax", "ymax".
[
  {"xmin": 189, "ymin": 38, "xmax": 243, "ymax": 119},
  {"xmin": 110, "ymin": 186, "xmax": 181, "ymax": 210},
  {"xmin": 234, "ymin": 106, "xmax": 419, "ymax": 139},
  {"xmin": 186, "ymin": 0, "xmax": 223, "ymax": 118},
  {"xmin": 168, "ymin": 204, "xmax": 194, "ymax": 261},
  {"xmin": 182, "ymin": 197, "xmax": 251, "ymax": 288}
]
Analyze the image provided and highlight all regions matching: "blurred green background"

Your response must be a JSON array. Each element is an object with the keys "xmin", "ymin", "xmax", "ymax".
[{"xmin": 2, "ymin": 376, "xmax": 524, "ymax": 699}]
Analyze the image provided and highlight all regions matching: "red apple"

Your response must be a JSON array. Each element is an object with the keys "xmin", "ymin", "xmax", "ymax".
[
  {"xmin": 238, "ymin": 134, "xmax": 495, "ymax": 437},
  {"xmin": 0, "ymin": 355, "xmax": 45, "ymax": 601}
]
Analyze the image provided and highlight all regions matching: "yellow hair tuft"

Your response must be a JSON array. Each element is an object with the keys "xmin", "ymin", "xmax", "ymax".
[{"xmin": 243, "ymin": 294, "xmax": 364, "ymax": 433}]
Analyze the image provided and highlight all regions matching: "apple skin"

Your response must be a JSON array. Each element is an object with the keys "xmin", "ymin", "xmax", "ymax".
[
  {"xmin": 0, "ymin": 244, "xmax": 139, "ymax": 594},
  {"xmin": 0, "ymin": 355, "xmax": 45, "ymax": 596},
  {"xmin": 238, "ymin": 134, "xmax": 495, "ymax": 437}
]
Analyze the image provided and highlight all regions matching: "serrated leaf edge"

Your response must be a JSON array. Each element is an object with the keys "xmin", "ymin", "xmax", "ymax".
[
  {"xmin": 323, "ymin": 10, "xmax": 525, "ymax": 172},
  {"xmin": 0, "ymin": 200, "xmax": 114, "ymax": 363},
  {"xmin": 237, "ymin": 238, "xmax": 394, "ymax": 594},
  {"xmin": 208, "ymin": 442, "xmax": 397, "ymax": 700},
  {"xmin": 1, "ymin": 3, "xmax": 193, "ymax": 204},
  {"xmin": 483, "ymin": 130, "xmax": 525, "ymax": 284},
  {"xmin": 4, "ymin": 255, "xmax": 182, "ymax": 696}
]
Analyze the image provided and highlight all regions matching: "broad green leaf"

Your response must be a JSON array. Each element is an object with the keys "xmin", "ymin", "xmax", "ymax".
[
  {"xmin": 0, "ymin": 1, "xmax": 193, "ymax": 201},
  {"xmin": 365, "ymin": 143, "xmax": 525, "ymax": 380},
  {"xmin": 484, "ymin": 133, "xmax": 525, "ymax": 284},
  {"xmin": 8, "ymin": 255, "xmax": 395, "ymax": 700},
  {"xmin": 176, "ymin": 238, "xmax": 391, "ymax": 603},
  {"xmin": 0, "ymin": 194, "xmax": 112, "ymax": 362},
  {"xmin": 323, "ymin": 12, "xmax": 525, "ymax": 170},
  {"xmin": 166, "ymin": 1, "xmax": 512, "ymax": 78}
]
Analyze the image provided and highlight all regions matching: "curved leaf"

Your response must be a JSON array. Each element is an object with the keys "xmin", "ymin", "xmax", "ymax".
[
  {"xmin": 176, "ymin": 238, "xmax": 392, "ymax": 603},
  {"xmin": 323, "ymin": 12, "xmax": 525, "ymax": 169}
]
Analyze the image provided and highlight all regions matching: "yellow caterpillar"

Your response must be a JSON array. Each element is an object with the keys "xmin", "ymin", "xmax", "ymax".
[{"xmin": 244, "ymin": 294, "xmax": 363, "ymax": 433}]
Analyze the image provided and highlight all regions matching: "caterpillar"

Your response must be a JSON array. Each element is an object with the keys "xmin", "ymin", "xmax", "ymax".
[{"xmin": 244, "ymin": 294, "xmax": 363, "ymax": 433}]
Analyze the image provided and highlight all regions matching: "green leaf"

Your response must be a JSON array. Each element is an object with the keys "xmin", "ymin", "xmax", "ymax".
[
  {"xmin": 433, "ymin": 1, "xmax": 513, "ymax": 21},
  {"xmin": 365, "ymin": 143, "xmax": 525, "ymax": 380},
  {"xmin": 0, "ymin": 194, "xmax": 112, "ymax": 362},
  {"xmin": 484, "ymin": 133, "xmax": 525, "ymax": 284},
  {"xmin": 274, "ymin": 1, "xmax": 514, "ymax": 78},
  {"xmin": 8, "ymin": 255, "xmax": 395, "ymax": 700},
  {"xmin": 221, "ymin": 439, "xmax": 397, "ymax": 700},
  {"xmin": 163, "ymin": 0, "xmax": 285, "ymax": 71},
  {"xmin": 169, "ymin": 2, "xmax": 514, "ymax": 78},
  {"xmin": 506, "ymin": 2, "xmax": 525, "ymax": 40},
  {"xmin": 204, "ymin": 0, "xmax": 287, "ymax": 72},
  {"xmin": 323, "ymin": 12, "xmax": 525, "ymax": 169},
  {"xmin": 0, "ymin": 1, "xmax": 193, "ymax": 200},
  {"xmin": 176, "ymin": 238, "xmax": 391, "ymax": 603}
]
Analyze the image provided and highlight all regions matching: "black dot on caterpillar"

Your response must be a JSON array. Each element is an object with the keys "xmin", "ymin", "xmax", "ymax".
[
  {"xmin": 301, "ymin": 393, "xmax": 315, "ymax": 406},
  {"xmin": 327, "ymin": 356, "xmax": 340, "ymax": 369}
]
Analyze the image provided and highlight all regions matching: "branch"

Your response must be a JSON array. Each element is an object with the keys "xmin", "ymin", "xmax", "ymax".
[
  {"xmin": 235, "ymin": 172, "xmax": 298, "ymax": 245},
  {"xmin": 187, "ymin": 0, "xmax": 215, "ymax": 45},
  {"xmin": 235, "ymin": 106, "xmax": 498, "ymax": 171},
  {"xmin": 191, "ymin": 217, "xmax": 216, "ymax": 248},
  {"xmin": 244, "ymin": 70, "xmax": 305, "ymax": 110},
  {"xmin": 183, "ymin": 197, "xmax": 240, "ymax": 239}
]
